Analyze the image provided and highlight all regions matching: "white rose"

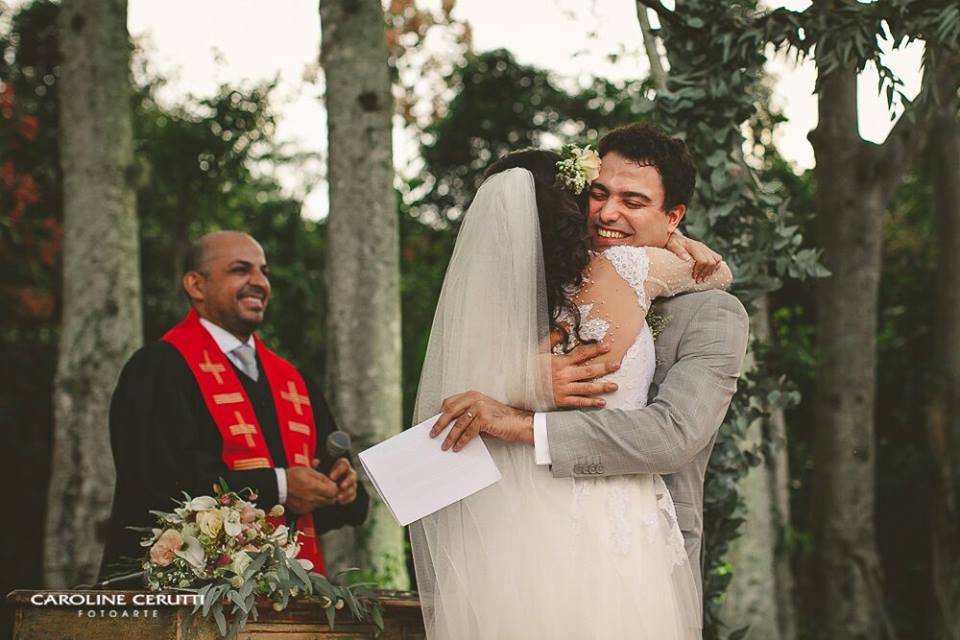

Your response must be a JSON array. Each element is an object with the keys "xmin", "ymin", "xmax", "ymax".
[
  {"xmin": 230, "ymin": 551, "xmax": 252, "ymax": 577},
  {"xmin": 578, "ymin": 149, "xmax": 602, "ymax": 183},
  {"xmin": 268, "ymin": 504, "xmax": 285, "ymax": 518},
  {"xmin": 196, "ymin": 510, "xmax": 223, "ymax": 538},
  {"xmin": 188, "ymin": 496, "xmax": 218, "ymax": 511}
]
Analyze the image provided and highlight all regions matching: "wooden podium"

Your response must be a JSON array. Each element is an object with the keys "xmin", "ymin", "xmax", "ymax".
[{"xmin": 7, "ymin": 590, "xmax": 425, "ymax": 640}]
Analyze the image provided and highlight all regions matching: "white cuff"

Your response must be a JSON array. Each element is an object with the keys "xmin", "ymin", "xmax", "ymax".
[
  {"xmin": 533, "ymin": 412, "xmax": 552, "ymax": 465},
  {"xmin": 275, "ymin": 468, "xmax": 287, "ymax": 504}
]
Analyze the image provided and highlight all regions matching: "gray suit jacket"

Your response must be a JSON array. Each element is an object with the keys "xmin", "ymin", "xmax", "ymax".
[{"xmin": 544, "ymin": 289, "xmax": 749, "ymax": 598}]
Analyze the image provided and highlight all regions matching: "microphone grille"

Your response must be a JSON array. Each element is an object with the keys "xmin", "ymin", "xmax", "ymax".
[{"xmin": 326, "ymin": 430, "xmax": 352, "ymax": 457}]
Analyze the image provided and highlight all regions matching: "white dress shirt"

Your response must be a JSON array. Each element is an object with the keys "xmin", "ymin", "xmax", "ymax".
[
  {"xmin": 198, "ymin": 318, "xmax": 287, "ymax": 504},
  {"xmin": 533, "ymin": 412, "xmax": 551, "ymax": 465}
]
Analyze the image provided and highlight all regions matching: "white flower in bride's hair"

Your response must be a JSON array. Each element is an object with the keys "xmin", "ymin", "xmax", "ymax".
[
  {"xmin": 555, "ymin": 144, "xmax": 602, "ymax": 195},
  {"xmin": 578, "ymin": 148, "xmax": 602, "ymax": 183}
]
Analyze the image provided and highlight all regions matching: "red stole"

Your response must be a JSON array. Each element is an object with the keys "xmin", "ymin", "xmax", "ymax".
[{"xmin": 163, "ymin": 309, "xmax": 326, "ymax": 574}]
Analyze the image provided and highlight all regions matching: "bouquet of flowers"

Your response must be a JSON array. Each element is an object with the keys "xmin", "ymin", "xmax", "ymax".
[{"xmin": 136, "ymin": 480, "xmax": 381, "ymax": 637}]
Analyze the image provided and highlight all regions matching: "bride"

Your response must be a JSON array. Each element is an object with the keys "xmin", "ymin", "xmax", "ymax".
[{"xmin": 410, "ymin": 148, "xmax": 731, "ymax": 639}]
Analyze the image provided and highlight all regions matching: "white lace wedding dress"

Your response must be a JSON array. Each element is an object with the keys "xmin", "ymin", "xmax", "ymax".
[{"xmin": 410, "ymin": 170, "xmax": 731, "ymax": 640}]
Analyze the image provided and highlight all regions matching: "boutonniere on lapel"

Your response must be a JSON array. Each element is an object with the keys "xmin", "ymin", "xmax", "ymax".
[{"xmin": 646, "ymin": 309, "xmax": 671, "ymax": 341}]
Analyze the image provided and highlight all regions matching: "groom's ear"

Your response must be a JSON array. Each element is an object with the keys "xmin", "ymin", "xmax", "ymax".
[{"xmin": 665, "ymin": 204, "xmax": 686, "ymax": 232}]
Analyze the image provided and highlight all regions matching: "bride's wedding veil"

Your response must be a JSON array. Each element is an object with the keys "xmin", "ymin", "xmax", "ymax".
[
  {"xmin": 410, "ymin": 167, "xmax": 555, "ymax": 634},
  {"xmin": 412, "ymin": 167, "xmax": 554, "ymax": 422}
]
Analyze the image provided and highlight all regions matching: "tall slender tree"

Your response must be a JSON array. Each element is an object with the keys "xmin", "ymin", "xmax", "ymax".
[
  {"xmin": 45, "ymin": 0, "xmax": 141, "ymax": 587},
  {"xmin": 319, "ymin": 0, "xmax": 407, "ymax": 588},
  {"xmin": 807, "ymin": 51, "xmax": 924, "ymax": 640},
  {"xmin": 926, "ymin": 50, "xmax": 960, "ymax": 640}
]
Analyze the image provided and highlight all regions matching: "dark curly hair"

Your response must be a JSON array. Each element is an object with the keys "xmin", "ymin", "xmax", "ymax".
[
  {"xmin": 482, "ymin": 149, "xmax": 592, "ymax": 349},
  {"xmin": 598, "ymin": 123, "xmax": 696, "ymax": 212}
]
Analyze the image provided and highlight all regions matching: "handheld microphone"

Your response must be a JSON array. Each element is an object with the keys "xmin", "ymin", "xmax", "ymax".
[
  {"xmin": 317, "ymin": 430, "xmax": 352, "ymax": 476},
  {"xmin": 93, "ymin": 571, "xmax": 147, "ymax": 589}
]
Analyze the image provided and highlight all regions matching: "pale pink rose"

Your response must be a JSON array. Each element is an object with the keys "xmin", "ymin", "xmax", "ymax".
[
  {"xmin": 149, "ymin": 529, "xmax": 183, "ymax": 567},
  {"xmin": 240, "ymin": 505, "xmax": 257, "ymax": 524}
]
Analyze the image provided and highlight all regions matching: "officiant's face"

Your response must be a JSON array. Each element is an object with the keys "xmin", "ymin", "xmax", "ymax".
[
  {"xmin": 587, "ymin": 151, "xmax": 685, "ymax": 250},
  {"xmin": 189, "ymin": 233, "xmax": 272, "ymax": 337}
]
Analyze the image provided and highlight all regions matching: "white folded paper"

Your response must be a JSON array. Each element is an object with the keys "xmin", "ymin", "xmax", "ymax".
[{"xmin": 357, "ymin": 413, "xmax": 502, "ymax": 526}]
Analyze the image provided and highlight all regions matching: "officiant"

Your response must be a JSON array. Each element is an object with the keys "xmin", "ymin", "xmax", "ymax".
[{"xmin": 100, "ymin": 231, "xmax": 368, "ymax": 579}]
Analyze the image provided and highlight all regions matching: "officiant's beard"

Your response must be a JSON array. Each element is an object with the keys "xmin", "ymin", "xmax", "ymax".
[
  {"xmin": 197, "ymin": 285, "xmax": 269, "ymax": 341},
  {"xmin": 227, "ymin": 288, "xmax": 268, "ymax": 338}
]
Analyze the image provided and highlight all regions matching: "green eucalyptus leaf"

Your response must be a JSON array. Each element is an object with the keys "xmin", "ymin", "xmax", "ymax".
[
  {"xmin": 288, "ymin": 556, "xmax": 313, "ymax": 590},
  {"xmin": 323, "ymin": 603, "xmax": 336, "ymax": 630},
  {"xmin": 212, "ymin": 605, "xmax": 227, "ymax": 638}
]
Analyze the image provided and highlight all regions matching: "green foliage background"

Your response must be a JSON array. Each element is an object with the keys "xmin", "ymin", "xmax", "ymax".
[{"xmin": 0, "ymin": 1, "xmax": 947, "ymax": 638}]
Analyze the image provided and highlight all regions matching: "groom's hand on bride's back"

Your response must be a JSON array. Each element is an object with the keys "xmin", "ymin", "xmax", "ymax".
[{"xmin": 552, "ymin": 341, "xmax": 620, "ymax": 408}]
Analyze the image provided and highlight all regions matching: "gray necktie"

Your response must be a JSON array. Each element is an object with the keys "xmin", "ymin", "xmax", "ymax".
[{"xmin": 231, "ymin": 344, "xmax": 259, "ymax": 381}]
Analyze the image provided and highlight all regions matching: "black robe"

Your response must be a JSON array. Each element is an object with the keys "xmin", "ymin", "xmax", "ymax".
[{"xmin": 99, "ymin": 340, "xmax": 369, "ymax": 577}]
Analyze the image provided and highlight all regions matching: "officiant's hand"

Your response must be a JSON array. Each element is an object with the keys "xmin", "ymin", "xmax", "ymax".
[
  {"xmin": 326, "ymin": 457, "xmax": 359, "ymax": 505},
  {"xmin": 285, "ymin": 466, "xmax": 339, "ymax": 515},
  {"xmin": 551, "ymin": 340, "xmax": 619, "ymax": 408},
  {"xmin": 431, "ymin": 391, "xmax": 534, "ymax": 452}
]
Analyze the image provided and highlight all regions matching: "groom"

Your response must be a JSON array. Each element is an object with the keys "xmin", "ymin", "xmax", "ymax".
[{"xmin": 431, "ymin": 123, "xmax": 750, "ymax": 600}]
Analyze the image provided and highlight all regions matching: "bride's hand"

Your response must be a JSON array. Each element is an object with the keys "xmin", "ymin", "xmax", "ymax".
[
  {"xmin": 430, "ymin": 391, "xmax": 534, "ymax": 452},
  {"xmin": 665, "ymin": 231, "xmax": 723, "ymax": 283}
]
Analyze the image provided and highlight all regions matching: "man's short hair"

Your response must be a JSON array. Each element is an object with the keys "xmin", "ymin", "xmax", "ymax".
[
  {"xmin": 183, "ymin": 238, "xmax": 207, "ymax": 276},
  {"xmin": 598, "ymin": 123, "xmax": 696, "ymax": 212}
]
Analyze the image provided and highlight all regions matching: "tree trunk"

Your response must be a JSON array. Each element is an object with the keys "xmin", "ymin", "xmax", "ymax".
[
  {"xmin": 927, "ymin": 96, "xmax": 960, "ymax": 640},
  {"xmin": 635, "ymin": 3, "xmax": 667, "ymax": 91},
  {"xmin": 319, "ymin": 0, "xmax": 407, "ymax": 588},
  {"xmin": 722, "ymin": 298, "xmax": 795, "ymax": 640},
  {"xmin": 45, "ymin": 0, "xmax": 141, "ymax": 588},
  {"xmin": 808, "ymin": 61, "xmax": 901, "ymax": 639},
  {"xmin": 769, "ymin": 400, "xmax": 798, "ymax": 640}
]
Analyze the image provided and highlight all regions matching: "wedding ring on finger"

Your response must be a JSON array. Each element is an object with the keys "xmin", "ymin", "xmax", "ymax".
[{"xmin": 466, "ymin": 411, "xmax": 474, "ymax": 418}]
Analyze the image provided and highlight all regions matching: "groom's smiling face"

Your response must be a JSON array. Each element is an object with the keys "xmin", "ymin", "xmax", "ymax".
[{"xmin": 587, "ymin": 151, "xmax": 686, "ymax": 250}]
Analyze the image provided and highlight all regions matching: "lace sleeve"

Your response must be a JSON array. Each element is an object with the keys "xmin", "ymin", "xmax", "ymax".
[
  {"xmin": 567, "ymin": 247, "xmax": 650, "ymax": 369},
  {"xmin": 642, "ymin": 246, "xmax": 733, "ymax": 301}
]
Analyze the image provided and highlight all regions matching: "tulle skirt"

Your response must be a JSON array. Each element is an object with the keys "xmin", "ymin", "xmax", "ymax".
[{"xmin": 410, "ymin": 438, "xmax": 702, "ymax": 639}]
